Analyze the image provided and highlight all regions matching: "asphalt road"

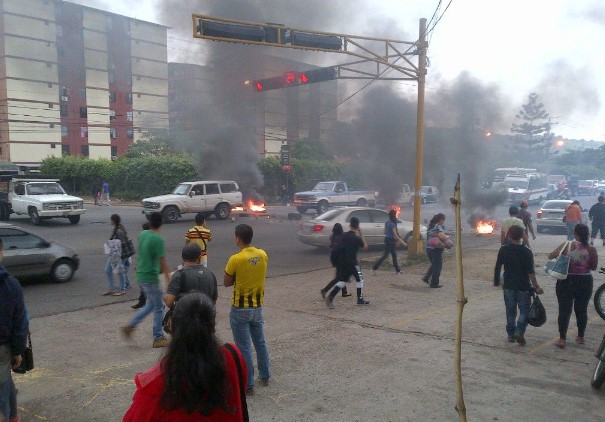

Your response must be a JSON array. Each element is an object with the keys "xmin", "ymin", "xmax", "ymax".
[{"xmin": 15, "ymin": 192, "xmax": 602, "ymax": 318}]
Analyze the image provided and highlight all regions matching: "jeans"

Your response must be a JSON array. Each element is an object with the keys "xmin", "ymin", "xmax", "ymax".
[
  {"xmin": 372, "ymin": 238, "xmax": 400, "ymax": 273},
  {"xmin": 556, "ymin": 275, "xmax": 593, "ymax": 339},
  {"xmin": 230, "ymin": 306, "xmax": 271, "ymax": 389},
  {"xmin": 565, "ymin": 221, "xmax": 578, "ymax": 241},
  {"xmin": 129, "ymin": 282, "xmax": 164, "ymax": 340},
  {"xmin": 503, "ymin": 289, "xmax": 531, "ymax": 337},
  {"xmin": 104, "ymin": 258, "xmax": 128, "ymax": 292},
  {"xmin": 424, "ymin": 248, "xmax": 444, "ymax": 286},
  {"xmin": 591, "ymin": 221, "xmax": 605, "ymax": 241}
]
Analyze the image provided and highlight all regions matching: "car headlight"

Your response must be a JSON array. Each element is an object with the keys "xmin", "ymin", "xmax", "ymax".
[{"xmin": 78, "ymin": 201, "xmax": 84, "ymax": 209}]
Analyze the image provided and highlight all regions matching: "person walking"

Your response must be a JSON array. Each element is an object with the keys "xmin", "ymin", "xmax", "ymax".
[
  {"xmin": 324, "ymin": 217, "xmax": 370, "ymax": 308},
  {"xmin": 103, "ymin": 214, "xmax": 130, "ymax": 296},
  {"xmin": 0, "ymin": 239, "xmax": 29, "ymax": 422},
  {"xmin": 320, "ymin": 223, "xmax": 351, "ymax": 299},
  {"xmin": 121, "ymin": 212, "xmax": 170, "ymax": 348},
  {"xmin": 589, "ymin": 195, "xmax": 605, "ymax": 246},
  {"xmin": 91, "ymin": 183, "xmax": 99, "ymax": 206},
  {"xmin": 422, "ymin": 213, "xmax": 451, "ymax": 288},
  {"xmin": 548, "ymin": 223, "xmax": 598, "ymax": 348},
  {"xmin": 101, "ymin": 181, "xmax": 110, "ymax": 206},
  {"xmin": 518, "ymin": 200, "xmax": 536, "ymax": 241},
  {"xmin": 372, "ymin": 209, "xmax": 407, "ymax": 276},
  {"xmin": 500, "ymin": 206, "xmax": 530, "ymax": 248},
  {"xmin": 130, "ymin": 222, "xmax": 149, "ymax": 310},
  {"xmin": 224, "ymin": 224, "xmax": 271, "ymax": 396},
  {"xmin": 493, "ymin": 225, "xmax": 543, "ymax": 345},
  {"xmin": 185, "ymin": 213, "xmax": 212, "ymax": 268},
  {"xmin": 164, "ymin": 243, "xmax": 218, "ymax": 309},
  {"xmin": 564, "ymin": 200, "xmax": 582, "ymax": 241},
  {"xmin": 123, "ymin": 293, "xmax": 248, "ymax": 421}
]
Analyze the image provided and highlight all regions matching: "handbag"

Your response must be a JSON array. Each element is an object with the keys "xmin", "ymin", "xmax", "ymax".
[
  {"xmin": 427, "ymin": 236, "xmax": 453, "ymax": 249},
  {"xmin": 527, "ymin": 293, "xmax": 547, "ymax": 327},
  {"xmin": 121, "ymin": 238, "xmax": 135, "ymax": 259},
  {"xmin": 544, "ymin": 241, "xmax": 571, "ymax": 280},
  {"xmin": 13, "ymin": 332, "xmax": 33, "ymax": 374}
]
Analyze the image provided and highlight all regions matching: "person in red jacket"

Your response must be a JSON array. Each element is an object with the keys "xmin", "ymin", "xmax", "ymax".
[{"xmin": 123, "ymin": 292, "xmax": 248, "ymax": 421}]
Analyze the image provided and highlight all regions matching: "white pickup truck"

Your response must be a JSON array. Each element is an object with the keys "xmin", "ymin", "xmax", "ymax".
[
  {"xmin": 293, "ymin": 181, "xmax": 376, "ymax": 214},
  {"xmin": 142, "ymin": 180, "xmax": 243, "ymax": 222},
  {"xmin": 0, "ymin": 179, "xmax": 85, "ymax": 225}
]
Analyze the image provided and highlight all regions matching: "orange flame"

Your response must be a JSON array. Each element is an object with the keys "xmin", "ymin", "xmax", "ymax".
[
  {"xmin": 387, "ymin": 204, "xmax": 401, "ymax": 218},
  {"xmin": 232, "ymin": 206, "xmax": 244, "ymax": 212},
  {"xmin": 476, "ymin": 220, "xmax": 496, "ymax": 234},
  {"xmin": 247, "ymin": 200, "xmax": 266, "ymax": 213}
]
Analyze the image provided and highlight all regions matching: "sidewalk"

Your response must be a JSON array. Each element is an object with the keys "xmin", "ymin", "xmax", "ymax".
[{"xmin": 13, "ymin": 235, "xmax": 605, "ymax": 421}]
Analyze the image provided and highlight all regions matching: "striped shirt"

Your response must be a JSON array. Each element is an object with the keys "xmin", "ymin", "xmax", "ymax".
[
  {"xmin": 225, "ymin": 246, "xmax": 268, "ymax": 308},
  {"xmin": 184, "ymin": 225, "xmax": 212, "ymax": 258}
]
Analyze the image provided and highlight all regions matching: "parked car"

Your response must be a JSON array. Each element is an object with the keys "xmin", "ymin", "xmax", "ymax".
[
  {"xmin": 297, "ymin": 207, "xmax": 427, "ymax": 248},
  {"xmin": 577, "ymin": 180, "xmax": 597, "ymax": 196},
  {"xmin": 411, "ymin": 186, "xmax": 439, "ymax": 204},
  {"xmin": 535, "ymin": 200, "xmax": 588, "ymax": 233},
  {"xmin": 0, "ymin": 223, "xmax": 79, "ymax": 282},
  {"xmin": 597, "ymin": 180, "xmax": 605, "ymax": 193}
]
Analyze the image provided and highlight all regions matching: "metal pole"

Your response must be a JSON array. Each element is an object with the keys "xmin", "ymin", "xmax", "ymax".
[{"xmin": 408, "ymin": 18, "xmax": 427, "ymax": 258}]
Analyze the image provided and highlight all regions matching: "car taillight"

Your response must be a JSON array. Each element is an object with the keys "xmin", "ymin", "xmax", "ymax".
[
  {"xmin": 537, "ymin": 210, "xmax": 543, "ymax": 218},
  {"xmin": 312, "ymin": 224, "xmax": 325, "ymax": 232}
]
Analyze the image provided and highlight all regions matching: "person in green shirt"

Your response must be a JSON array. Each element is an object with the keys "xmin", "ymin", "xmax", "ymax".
[{"xmin": 121, "ymin": 212, "xmax": 171, "ymax": 348}]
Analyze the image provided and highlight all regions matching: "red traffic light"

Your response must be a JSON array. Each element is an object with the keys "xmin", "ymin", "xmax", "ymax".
[
  {"xmin": 300, "ymin": 73, "xmax": 309, "ymax": 83},
  {"xmin": 285, "ymin": 71, "xmax": 296, "ymax": 84}
]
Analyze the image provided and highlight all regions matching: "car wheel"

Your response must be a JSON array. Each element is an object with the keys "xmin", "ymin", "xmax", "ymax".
[
  {"xmin": 51, "ymin": 259, "xmax": 75, "ymax": 283},
  {"xmin": 68, "ymin": 215, "xmax": 80, "ymax": 224},
  {"xmin": 356, "ymin": 198, "xmax": 368, "ymax": 207},
  {"xmin": 316, "ymin": 201, "xmax": 329, "ymax": 215},
  {"xmin": 162, "ymin": 206, "xmax": 179, "ymax": 223},
  {"xmin": 215, "ymin": 203, "xmax": 230, "ymax": 220},
  {"xmin": 29, "ymin": 208, "xmax": 41, "ymax": 225}
]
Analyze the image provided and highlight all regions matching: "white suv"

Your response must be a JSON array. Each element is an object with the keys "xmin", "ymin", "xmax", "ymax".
[{"xmin": 142, "ymin": 181, "xmax": 243, "ymax": 222}]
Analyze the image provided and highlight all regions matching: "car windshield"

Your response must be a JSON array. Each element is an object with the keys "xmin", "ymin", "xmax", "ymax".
[
  {"xmin": 543, "ymin": 201, "xmax": 571, "ymax": 210},
  {"xmin": 421, "ymin": 187, "xmax": 434, "ymax": 194},
  {"xmin": 312, "ymin": 182, "xmax": 335, "ymax": 192},
  {"xmin": 172, "ymin": 184, "xmax": 191, "ymax": 195},
  {"xmin": 26, "ymin": 183, "xmax": 65, "ymax": 195},
  {"xmin": 315, "ymin": 209, "xmax": 343, "ymax": 221},
  {"xmin": 506, "ymin": 180, "xmax": 529, "ymax": 189}
]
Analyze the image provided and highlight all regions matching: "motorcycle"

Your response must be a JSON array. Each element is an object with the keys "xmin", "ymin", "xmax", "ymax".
[{"xmin": 591, "ymin": 267, "xmax": 605, "ymax": 389}]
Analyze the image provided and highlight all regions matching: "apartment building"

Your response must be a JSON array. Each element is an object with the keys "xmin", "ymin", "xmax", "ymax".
[
  {"xmin": 0, "ymin": 0, "xmax": 168, "ymax": 165},
  {"xmin": 168, "ymin": 55, "xmax": 338, "ymax": 157}
]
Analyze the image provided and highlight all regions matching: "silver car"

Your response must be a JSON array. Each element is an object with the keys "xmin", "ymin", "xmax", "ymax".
[
  {"xmin": 297, "ymin": 207, "xmax": 426, "ymax": 248},
  {"xmin": 536, "ymin": 200, "xmax": 588, "ymax": 233},
  {"xmin": 0, "ymin": 223, "xmax": 79, "ymax": 282}
]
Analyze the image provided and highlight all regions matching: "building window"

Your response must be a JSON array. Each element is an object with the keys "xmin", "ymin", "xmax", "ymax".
[
  {"xmin": 61, "ymin": 125, "xmax": 68, "ymax": 137},
  {"xmin": 49, "ymin": 123, "xmax": 55, "ymax": 128},
  {"xmin": 136, "ymin": 75, "xmax": 141, "ymax": 81},
  {"xmin": 127, "ymin": 129, "xmax": 133, "ymax": 139},
  {"xmin": 48, "ymin": 103, "xmax": 53, "ymax": 108},
  {"xmin": 79, "ymin": 88, "xmax": 86, "ymax": 99},
  {"xmin": 79, "ymin": 107, "xmax": 87, "ymax": 118},
  {"xmin": 62, "ymin": 145, "xmax": 70, "ymax": 156},
  {"xmin": 80, "ymin": 126, "xmax": 88, "ymax": 138},
  {"xmin": 109, "ymin": 72, "xmax": 115, "ymax": 84},
  {"xmin": 111, "ymin": 146, "xmax": 118, "ymax": 157},
  {"xmin": 109, "ymin": 91, "xmax": 116, "ymax": 102},
  {"xmin": 81, "ymin": 145, "xmax": 89, "ymax": 157},
  {"xmin": 60, "ymin": 104, "xmax": 68, "ymax": 117},
  {"xmin": 126, "ymin": 111, "xmax": 133, "ymax": 122},
  {"xmin": 137, "ymin": 94, "xmax": 141, "ymax": 98},
  {"xmin": 48, "ymin": 83, "xmax": 53, "ymax": 88},
  {"xmin": 109, "ymin": 109, "xmax": 116, "ymax": 120},
  {"xmin": 60, "ymin": 86, "xmax": 68, "ymax": 96},
  {"xmin": 51, "ymin": 143, "xmax": 56, "ymax": 148},
  {"xmin": 110, "ymin": 128, "xmax": 117, "ymax": 138},
  {"xmin": 46, "ymin": 62, "xmax": 52, "ymax": 68},
  {"xmin": 126, "ymin": 93, "xmax": 133, "ymax": 104}
]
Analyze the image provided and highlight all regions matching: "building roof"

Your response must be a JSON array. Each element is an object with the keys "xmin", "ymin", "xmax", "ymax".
[{"xmin": 61, "ymin": 0, "xmax": 171, "ymax": 29}]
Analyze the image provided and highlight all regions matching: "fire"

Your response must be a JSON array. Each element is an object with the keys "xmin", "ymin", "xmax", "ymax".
[
  {"xmin": 476, "ymin": 220, "xmax": 497, "ymax": 234},
  {"xmin": 387, "ymin": 204, "xmax": 401, "ymax": 218},
  {"xmin": 232, "ymin": 206, "xmax": 244, "ymax": 212},
  {"xmin": 247, "ymin": 200, "xmax": 266, "ymax": 213}
]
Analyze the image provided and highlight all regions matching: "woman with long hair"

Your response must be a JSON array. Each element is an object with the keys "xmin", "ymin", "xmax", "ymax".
[
  {"xmin": 548, "ymin": 223, "xmax": 598, "ymax": 348},
  {"xmin": 123, "ymin": 292, "xmax": 248, "ymax": 421},
  {"xmin": 422, "ymin": 213, "xmax": 450, "ymax": 288},
  {"xmin": 103, "ymin": 214, "xmax": 129, "ymax": 296},
  {"xmin": 371, "ymin": 209, "xmax": 407, "ymax": 276}
]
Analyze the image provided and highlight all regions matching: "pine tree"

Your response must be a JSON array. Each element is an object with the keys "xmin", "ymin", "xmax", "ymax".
[{"xmin": 510, "ymin": 92, "xmax": 552, "ymax": 157}]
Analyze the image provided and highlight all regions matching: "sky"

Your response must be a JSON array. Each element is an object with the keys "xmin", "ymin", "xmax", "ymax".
[{"xmin": 73, "ymin": 0, "xmax": 605, "ymax": 142}]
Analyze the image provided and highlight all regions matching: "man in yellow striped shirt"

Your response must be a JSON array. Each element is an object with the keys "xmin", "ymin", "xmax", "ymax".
[
  {"xmin": 224, "ymin": 224, "xmax": 270, "ymax": 396},
  {"xmin": 185, "ymin": 213, "xmax": 212, "ymax": 267}
]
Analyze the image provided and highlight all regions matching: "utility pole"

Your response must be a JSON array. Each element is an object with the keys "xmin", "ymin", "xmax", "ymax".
[{"xmin": 408, "ymin": 18, "xmax": 428, "ymax": 257}]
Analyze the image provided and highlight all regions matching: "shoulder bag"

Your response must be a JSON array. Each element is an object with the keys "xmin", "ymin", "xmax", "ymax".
[{"xmin": 544, "ymin": 241, "xmax": 571, "ymax": 280}]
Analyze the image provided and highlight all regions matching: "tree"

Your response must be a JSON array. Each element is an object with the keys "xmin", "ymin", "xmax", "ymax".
[
  {"xmin": 124, "ymin": 132, "xmax": 176, "ymax": 158},
  {"xmin": 510, "ymin": 92, "xmax": 552, "ymax": 157}
]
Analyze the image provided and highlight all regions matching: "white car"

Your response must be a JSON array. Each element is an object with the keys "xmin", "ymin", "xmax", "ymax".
[
  {"xmin": 297, "ymin": 207, "xmax": 426, "ymax": 248},
  {"xmin": 597, "ymin": 180, "xmax": 605, "ymax": 193}
]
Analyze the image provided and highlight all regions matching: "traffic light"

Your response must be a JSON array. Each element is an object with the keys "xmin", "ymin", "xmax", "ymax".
[
  {"xmin": 253, "ymin": 67, "xmax": 336, "ymax": 92},
  {"xmin": 290, "ymin": 31, "xmax": 342, "ymax": 50}
]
